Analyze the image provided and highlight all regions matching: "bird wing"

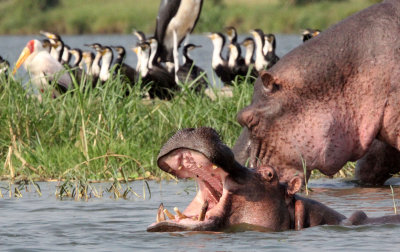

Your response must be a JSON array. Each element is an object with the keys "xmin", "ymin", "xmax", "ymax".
[
  {"xmin": 155, "ymin": 0, "xmax": 181, "ymax": 43},
  {"xmin": 31, "ymin": 51, "xmax": 72, "ymax": 90},
  {"xmin": 155, "ymin": 0, "xmax": 181, "ymax": 61}
]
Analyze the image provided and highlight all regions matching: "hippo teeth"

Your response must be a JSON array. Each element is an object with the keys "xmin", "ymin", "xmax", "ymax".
[
  {"xmin": 198, "ymin": 200, "xmax": 209, "ymax": 221},
  {"xmin": 163, "ymin": 209, "xmax": 175, "ymax": 220},
  {"xmin": 174, "ymin": 207, "xmax": 187, "ymax": 219},
  {"xmin": 156, "ymin": 203, "xmax": 166, "ymax": 223}
]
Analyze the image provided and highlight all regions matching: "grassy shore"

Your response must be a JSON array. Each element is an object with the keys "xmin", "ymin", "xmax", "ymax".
[
  {"xmin": 0, "ymin": 72, "xmax": 254, "ymax": 181},
  {"xmin": 0, "ymin": 0, "xmax": 379, "ymax": 35},
  {"xmin": 0, "ymin": 71, "xmax": 356, "ymax": 183}
]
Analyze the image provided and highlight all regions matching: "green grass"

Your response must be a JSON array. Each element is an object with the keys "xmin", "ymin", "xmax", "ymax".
[
  {"xmin": 0, "ymin": 0, "xmax": 379, "ymax": 35},
  {"xmin": 0, "ymin": 71, "xmax": 254, "ymax": 182}
]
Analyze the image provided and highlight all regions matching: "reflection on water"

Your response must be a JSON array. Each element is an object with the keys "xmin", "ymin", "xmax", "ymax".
[{"xmin": 1, "ymin": 179, "xmax": 400, "ymax": 251}]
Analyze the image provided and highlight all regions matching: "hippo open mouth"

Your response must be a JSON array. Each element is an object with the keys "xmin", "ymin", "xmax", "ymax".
[
  {"xmin": 147, "ymin": 148, "xmax": 229, "ymax": 232},
  {"xmin": 147, "ymin": 127, "xmax": 248, "ymax": 232}
]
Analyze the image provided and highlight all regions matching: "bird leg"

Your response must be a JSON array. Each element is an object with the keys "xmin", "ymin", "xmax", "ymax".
[{"xmin": 173, "ymin": 29, "xmax": 180, "ymax": 83}]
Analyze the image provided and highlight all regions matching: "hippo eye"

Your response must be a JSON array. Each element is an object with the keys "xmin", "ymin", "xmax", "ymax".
[{"xmin": 260, "ymin": 167, "xmax": 275, "ymax": 182}]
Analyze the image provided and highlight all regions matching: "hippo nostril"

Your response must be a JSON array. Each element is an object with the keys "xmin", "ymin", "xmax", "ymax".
[{"xmin": 237, "ymin": 107, "xmax": 256, "ymax": 129}]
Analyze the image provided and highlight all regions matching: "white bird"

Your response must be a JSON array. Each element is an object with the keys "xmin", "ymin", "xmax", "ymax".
[{"xmin": 12, "ymin": 39, "xmax": 72, "ymax": 94}]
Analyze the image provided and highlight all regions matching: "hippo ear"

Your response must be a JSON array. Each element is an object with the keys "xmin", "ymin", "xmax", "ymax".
[
  {"xmin": 260, "ymin": 70, "xmax": 280, "ymax": 93},
  {"xmin": 287, "ymin": 176, "xmax": 302, "ymax": 196}
]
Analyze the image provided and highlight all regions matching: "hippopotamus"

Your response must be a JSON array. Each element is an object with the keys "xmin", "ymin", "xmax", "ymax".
[
  {"xmin": 232, "ymin": 0, "xmax": 400, "ymax": 185},
  {"xmin": 147, "ymin": 127, "xmax": 400, "ymax": 232}
]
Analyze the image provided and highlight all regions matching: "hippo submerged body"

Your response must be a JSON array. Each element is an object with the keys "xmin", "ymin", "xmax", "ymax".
[
  {"xmin": 233, "ymin": 0, "xmax": 400, "ymax": 185},
  {"xmin": 147, "ymin": 128, "xmax": 400, "ymax": 232}
]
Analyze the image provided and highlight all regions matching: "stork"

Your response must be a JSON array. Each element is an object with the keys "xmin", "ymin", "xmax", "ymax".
[
  {"xmin": 154, "ymin": 0, "xmax": 203, "ymax": 83},
  {"xmin": 12, "ymin": 40, "xmax": 72, "ymax": 94}
]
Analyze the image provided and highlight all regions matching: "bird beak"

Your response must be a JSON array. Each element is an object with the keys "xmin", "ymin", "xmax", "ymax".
[
  {"xmin": 12, "ymin": 47, "xmax": 31, "ymax": 75},
  {"xmin": 132, "ymin": 47, "xmax": 138, "ymax": 54},
  {"xmin": 40, "ymin": 30, "xmax": 57, "ymax": 40}
]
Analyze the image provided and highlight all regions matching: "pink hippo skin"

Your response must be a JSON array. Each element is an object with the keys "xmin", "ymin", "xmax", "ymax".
[
  {"xmin": 233, "ymin": 0, "xmax": 400, "ymax": 185},
  {"xmin": 147, "ymin": 128, "xmax": 400, "ymax": 232}
]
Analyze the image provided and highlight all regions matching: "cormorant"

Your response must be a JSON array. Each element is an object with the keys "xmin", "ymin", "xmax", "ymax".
[
  {"xmin": 177, "ymin": 43, "xmax": 208, "ymax": 91},
  {"xmin": 208, "ymin": 32, "xmax": 233, "ymax": 85},
  {"xmin": 85, "ymin": 43, "xmax": 102, "ymax": 79},
  {"xmin": 111, "ymin": 45, "xmax": 137, "ymax": 84},
  {"xmin": 137, "ymin": 42, "xmax": 178, "ymax": 100},
  {"xmin": 99, "ymin": 46, "xmax": 113, "ymax": 82},
  {"xmin": 0, "ymin": 56, "xmax": 10, "ymax": 81},
  {"xmin": 241, "ymin": 37, "xmax": 255, "ymax": 67},
  {"xmin": 228, "ymin": 43, "xmax": 248, "ymax": 78},
  {"xmin": 40, "ymin": 31, "xmax": 65, "ymax": 63},
  {"xmin": 154, "ymin": 0, "xmax": 204, "ymax": 82},
  {"xmin": 251, "ymin": 29, "xmax": 269, "ymax": 72},
  {"xmin": 263, "ymin": 33, "xmax": 279, "ymax": 69},
  {"xmin": 302, "ymin": 28, "xmax": 321, "ymax": 42}
]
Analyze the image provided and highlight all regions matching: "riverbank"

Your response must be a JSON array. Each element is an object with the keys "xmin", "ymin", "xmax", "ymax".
[
  {"xmin": 0, "ymin": 0, "xmax": 378, "ymax": 35},
  {"xmin": 0, "ymin": 74, "xmax": 356, "ymax": 182}
]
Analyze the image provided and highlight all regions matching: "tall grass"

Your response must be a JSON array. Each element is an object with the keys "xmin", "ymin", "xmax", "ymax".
[{"xmin": 0, "ymin": 72, "xmax": 254, "ymax": 181}]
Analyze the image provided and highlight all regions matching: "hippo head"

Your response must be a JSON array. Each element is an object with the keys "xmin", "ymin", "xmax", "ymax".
[
  {"xmin": 147, "ymin": 127, "xmax": 302, "ymax": 232},
  {"xmin": 233, "ymin": 61, "xmax": 359, "ymax": 183}
]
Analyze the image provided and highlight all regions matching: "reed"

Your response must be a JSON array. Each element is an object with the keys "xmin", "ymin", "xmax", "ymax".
[
  {"xmin": 0, "ymin": 71, "xmax": 253, "ymax": 182},
  {"xmin": 390, "ymin": 185, "xmax": 397, "ymax": 215}
]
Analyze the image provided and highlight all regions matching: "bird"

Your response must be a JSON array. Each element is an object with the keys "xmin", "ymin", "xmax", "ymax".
[
  {"xmin": 98, "ymin": 46, "xmax": 113, "ymax": 82},
  {"xmin": 302, "ymin": 28, "xmax": 321, "ymax": 42},
  {"xmin": 251, "ymin": 29, "xmax": 269, "ymax": 72},
  {"xmin": 68, "ymin": 48, "xmax": 84, "ymax": 83},
  {"xmin": 137, "ymin": 42, "xmax": 178, "ymax": 100},
  {"xmin": 177, "ymin": 43, "xmax": 208, "ymax": 92},
  {"xmin": 61, "ymin": 44, "xmax": 71, "ymax": 66},
  {"xmin": 0, "ymin": 56, "xmax": 10, "ymax": 81},
  {"xmin": 85, "ymin": 43, "xmax": 102, "ymax": 80},
  {"xmin": 111, "ymin": 45, "xmax": 137, "ymax": 84},
  {"xmin": 40, "ymin": 31, "xmax": 65, "ymax": 63},
  {"xmin": 12, "ymin": 39, "xmax": 72, "ymax": 94},
  {"xmin": 263, "ymin": 33, "xmax": 280, "ymax": 69},
  {"xmin": 241, "ymin": 37, "xmax": 255, "ymax": 67},
  {"xmin": 228, "ymin": 43, "xmax": 248, "ymax": 78},
  {"xmin": 225, "ymin": 26, "xmax": 239, "ymax": 64},
  {"xmin": 81, "ymin": 50, "xmax": 99, "ymax": 85},
  {"xmin": 207, "ymin": 32, "xmax": 233, "ymax": 85},
  {"xmin": 154, "ymin": 0, "xmax": 204, "ymax": 82},
  {"xmin": 133, "ymin": 30, "xmax": 147, "ymax": 72}
]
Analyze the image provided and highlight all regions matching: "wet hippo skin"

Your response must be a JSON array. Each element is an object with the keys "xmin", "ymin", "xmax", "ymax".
[
  {"xmin": 147, "ymin": 128, "xmax": 400, "ymax": 232},
  {"xmin": 233, "ymin": 0, "xmax": 400, "ymax": 185}
]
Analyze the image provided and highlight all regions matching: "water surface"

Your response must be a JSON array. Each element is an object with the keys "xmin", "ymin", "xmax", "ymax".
[{"xmin": 1, "ymin": 179, "xmax": 400, "ymax": 251}]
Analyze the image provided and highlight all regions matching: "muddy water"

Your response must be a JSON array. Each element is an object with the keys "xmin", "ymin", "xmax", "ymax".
[{"xmin": 1, "ymin": 179, "xmax": 400, "ymax": 251}]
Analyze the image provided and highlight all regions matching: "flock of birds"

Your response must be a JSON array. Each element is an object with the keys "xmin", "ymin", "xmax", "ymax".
[{"xmin": 0, "ymin": 0, "xmax": 321, "ymax": 101}]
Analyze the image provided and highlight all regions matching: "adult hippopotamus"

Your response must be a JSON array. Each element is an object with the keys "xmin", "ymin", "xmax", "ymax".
[
  {"xmin": 147, "ymin": 128, "xmax": 400, "ymax": 232},
  {"xmin": 233, "ymin": 0, "xmax": 400, "ymax": 185}
]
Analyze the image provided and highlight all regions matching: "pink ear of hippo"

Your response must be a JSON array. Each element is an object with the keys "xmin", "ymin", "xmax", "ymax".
[
  {"xmin": 260, "ymin": 70, "xmax": 280, "ymax": 93},
  {"xmin": 287, "ymin": 176, "xmax": 302, "ymax": 196}
]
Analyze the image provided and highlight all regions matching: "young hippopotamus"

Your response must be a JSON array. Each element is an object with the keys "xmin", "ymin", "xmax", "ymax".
[
  {"xmin": 233, "ymin": 0, "xmax": 400, "ymax": 185},
  {"xmin": 147, "ymin": 128, "xmax": 400, "ymax": 232}
]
